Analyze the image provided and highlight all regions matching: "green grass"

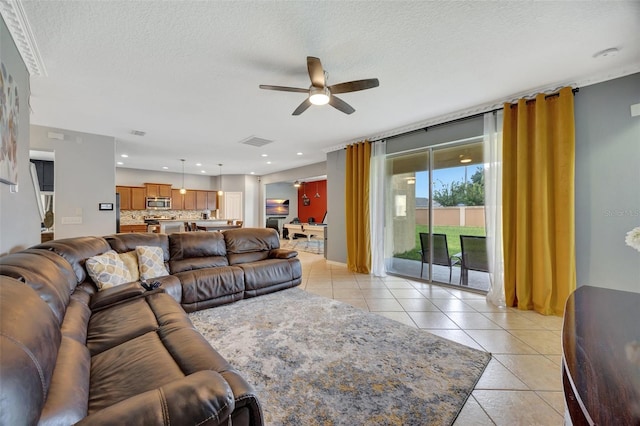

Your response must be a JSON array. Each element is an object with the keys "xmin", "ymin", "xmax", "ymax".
[{"xmin": 394, "ymin": 225, "xmax": 486, "ymax": 261}]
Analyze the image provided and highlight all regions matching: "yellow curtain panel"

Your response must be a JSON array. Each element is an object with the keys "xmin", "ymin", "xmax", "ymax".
[
  {"xmin": 345, "ymin": 141, "xmax": 372, "ymax": 273},
  {"xmin": 503, "ymin": 87, "xmax": 576, "ymax": 316}
]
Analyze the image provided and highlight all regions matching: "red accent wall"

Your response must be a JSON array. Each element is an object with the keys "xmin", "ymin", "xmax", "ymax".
[{"xmin": 297, "ymin": 180, "xmax": 327, "ymax": 223}]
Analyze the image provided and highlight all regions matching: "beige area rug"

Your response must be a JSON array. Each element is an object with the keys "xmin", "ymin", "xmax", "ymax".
[{"xmin": 190, "ymin": 288, "xmax": 491, "ymax": 425}]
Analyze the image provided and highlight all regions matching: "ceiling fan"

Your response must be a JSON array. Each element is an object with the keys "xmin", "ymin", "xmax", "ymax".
[{"xmin": 259, "ymin": 56, "xmax": 379, "ymax": 115}]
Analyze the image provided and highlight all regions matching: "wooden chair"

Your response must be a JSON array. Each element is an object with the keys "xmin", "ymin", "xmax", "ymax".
[
  {"xmin": 459, "ymin": 235, "xmax": 489, "ymax": 286},
  {"xmin": 191, "ymin": 222, "xmax": 199, "ymax": 232},
  {"xmin": 235, "ymin": 220, "xmax": 243, "ymax": 227},
  {"xmin": 183, "ymin": 222, "xmax": 191, "ymax": 232},
  {"xmin": 418, "ymin": 233, "xmax": 460, "ymax": 283}
]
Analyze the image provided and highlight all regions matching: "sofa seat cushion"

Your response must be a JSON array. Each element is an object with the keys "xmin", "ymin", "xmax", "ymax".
[
  {"xmin": 174, "ymin": 266, "xmax": 245, "ymax": 313},
  {"xmin": 238, "ymin": 258, "xmax": 302, "ymax": 297},
  {"xmin": 87, "ymin": 293, "xmax": 192, "ymax": 356}
]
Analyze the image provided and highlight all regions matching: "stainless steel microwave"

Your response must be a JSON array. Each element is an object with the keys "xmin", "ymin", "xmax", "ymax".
[{"xmin": 146, "ymin": 197, "xmax": 171, "ymax": 210}]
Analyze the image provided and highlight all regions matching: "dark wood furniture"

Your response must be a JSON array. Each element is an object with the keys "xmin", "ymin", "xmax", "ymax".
[
  {"xmin": 562, "ymin": 285, "xmax": 640, "ymax": 425},
  {"xmin": 196, "ymin": 224, "xmax": 242, "ymax": 232}
]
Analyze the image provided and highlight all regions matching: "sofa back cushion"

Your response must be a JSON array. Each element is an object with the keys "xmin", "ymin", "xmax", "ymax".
[
  {"xmin": 33, "ymin": 237, "xmax": 112, "ymax": 284},
  {"xmin": 105, "ymin": 233, "xmax": 170, "ymax": 259},
  {"xmin": 224, "ymin": 228, "xmax": 280, "ymax": 265},
  {"xmin": 0, "ymin": 249, "xmax": 77, "ymax": 324},
  {"xmin": 0, "ymin": 276, "xmax": 62, "ymax": 425},
  {"xmin": 168, "ymin": 232, "xmax": 229, "ymax": 273}
]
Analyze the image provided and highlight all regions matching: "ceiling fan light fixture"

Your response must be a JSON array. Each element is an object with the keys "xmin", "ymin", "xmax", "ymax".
[
  {"xmin": 294, "ymin": 180, "xmax": 301, "ymax": 188},
  {"xmin": 309, "ymin": 87, "xmax": 330, "ymax": 105}
]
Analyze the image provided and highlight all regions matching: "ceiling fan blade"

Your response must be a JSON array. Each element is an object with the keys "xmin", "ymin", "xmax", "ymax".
[
  {"xmin": 307, "ymin": 56, "xmax": 325, "ymax": 88},
  {"xmin": 292, "ymin": 98, "xmax": 312, "ymax": 116},
  {"xmin": 259, "ymin": 85, "xmax": 309, "ymax": 93},
  {"xmin": 329, "ymin": 95, "xmax": 355, "ymax": 115},
  {"xmin": 329, "ymin": 78, "xmax": 380, "ymax": 94}
]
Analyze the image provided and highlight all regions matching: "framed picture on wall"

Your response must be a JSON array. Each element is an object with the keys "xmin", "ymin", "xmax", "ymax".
[
  {"xmin": 303, "ymin": 197, "xmax": 310, "ymax": 206},
  {"xmin": 0, "ymin": 62, "xmax": 20, "ymax": 186}
]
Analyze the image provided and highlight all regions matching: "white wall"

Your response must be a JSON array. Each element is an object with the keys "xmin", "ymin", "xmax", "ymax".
[
  {"xmin": 575, "ymin": 73, "xmax": 640, "ymax": 293},
  {"xmin": 30, "ymin": 125, "xmax": 116, "ymax": 238},
  {"xmin": 0, "ymin": 17, "xmax": 40, "ymax": 254}
]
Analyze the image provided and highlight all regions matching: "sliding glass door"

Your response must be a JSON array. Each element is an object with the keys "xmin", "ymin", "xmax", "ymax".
[{"xmin": 384, "ymin": 138, "xmax": 489, "ymax": 291}]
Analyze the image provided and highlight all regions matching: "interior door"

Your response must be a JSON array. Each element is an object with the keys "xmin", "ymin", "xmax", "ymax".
[{"xmin": 223, "ymin": 192, "xmax": 243, "ymax": 221}]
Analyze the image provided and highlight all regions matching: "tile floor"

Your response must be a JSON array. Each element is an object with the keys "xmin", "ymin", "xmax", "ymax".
[{"xmin": 297, "ymin": 251, "xmax": 565, "ymax": 425}]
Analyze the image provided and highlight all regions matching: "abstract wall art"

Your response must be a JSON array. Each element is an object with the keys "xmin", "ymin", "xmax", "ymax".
[{"xmin": 0, "ymin": 62, "xmax": 19, "ymax": 185}]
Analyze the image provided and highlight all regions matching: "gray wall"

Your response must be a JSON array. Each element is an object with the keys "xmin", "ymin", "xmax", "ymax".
[
  {"xmin": 30, "ymin": 125, "xmax": 116, "ymax": 239},
  {"xmin": 575, "ymin": 73, "xmax": 640, "ymax": 293},
  {"xmin": 0, "ymin": 17, "xmax": 40, "ymax": 255},
  {"xmin": 116, "ymin": 167, "xmax": 214, "ymax": 190}
]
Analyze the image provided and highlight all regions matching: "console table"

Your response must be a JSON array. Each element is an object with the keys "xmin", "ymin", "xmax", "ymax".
[{"xmin": 562, "ymin": 285, "xmax": 640, "ymax": 425}]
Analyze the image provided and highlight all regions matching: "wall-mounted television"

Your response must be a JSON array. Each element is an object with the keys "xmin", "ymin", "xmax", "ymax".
[{"xmin": 266, "ymin": 198, "xmax": 289, "ymax": 215}]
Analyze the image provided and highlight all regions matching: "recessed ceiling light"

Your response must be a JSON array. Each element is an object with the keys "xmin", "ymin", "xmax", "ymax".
[
  {"xmin": 120, "ymin": 154, "xmax": 128, "ymax": 158},
  {"xmin": 593, "ymin": 47, "xmax": 620, "ymax": 58},
  {"xmin": 296, "ymin": 152, "xmax": 303, "ymax": 156},
  {"xmin": 266, "ymin": 161, "xmax": 272, "ymax": 164},
  {"xmin": 250, "ymin": 172, "xmax": 255, "ymax": 175},
  {"xmin": 196, "ymin": 163, "xmax": 202, "ymax": 166},
  {"xmin": 201, "ymin": 170, "xmax": 206, "ymax": 173},
  {"xmin": 261, "ymin": 154, "xmax": 268, "ymax": 157},
  {"xmin": 162, "ymin": 166, "xmax": 168, "ymax": 170},
  {"xmin": 117, "ymin": 161, "xmax": 124, "ymax": 165}
]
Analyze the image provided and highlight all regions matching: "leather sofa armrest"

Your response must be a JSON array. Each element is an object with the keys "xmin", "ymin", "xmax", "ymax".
[
  {"xmin": 269, "ymin": 248, "xmax": 298, "ymax": 259},
  {"xmin": 76, "ymin": 371, "xmax": 234, "ymax": 426},
  {"xmin": 90, "ymin": 282, "xmax": 163, "ymax": 312}
]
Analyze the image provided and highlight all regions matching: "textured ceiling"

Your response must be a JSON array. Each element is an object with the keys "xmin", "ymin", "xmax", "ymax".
[{"xmin": 15, "ymin": 1, "xmax": 640, "ymax": 176}]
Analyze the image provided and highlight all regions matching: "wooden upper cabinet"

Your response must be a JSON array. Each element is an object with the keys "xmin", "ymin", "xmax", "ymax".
[
  {"xmin": 131, "ymin": 187, "xmax": 147, "ymax": 210},
  {"xmin": 183, "ymin": 190, "xmax": 196, "ymax": 210},
  {"xmin": 196, "ymin": 191, "xmax": 208, "ymax": 210},
  {"xmin": 116, "ymin": 186, "xmax": 132, "ymax": 210},
  {"xmin": 145, "ymin": 183, "xmax": 172, "ymax": 198},
  {"xmin": 206, "ymin": 191, "xmax": 218, "ymax": 211},
  {"xmin": 171, "ymin": 189, "xmax": 184, "ymax": 210}
]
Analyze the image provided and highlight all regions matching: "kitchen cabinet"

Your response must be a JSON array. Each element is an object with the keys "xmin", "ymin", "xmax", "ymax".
[
  {"xmin": 183, "ymin": 190, "xmax": 196, "ymax": 210},
  {"xmin": 207, "ymin": 191, "xmax": 218, "ymax": 211},
  {"xmin": 145, "ymin": 183, "xmax": 172, "ymax": 198},
  {"xmin": 171, "ymin": 189, "xmax": 184, "ymax": 210},
  {"xmin": 120, "ymin": 224, "xmax": 148, "ymax": 233},
  {"xmin": 131, "ymin": 187, "xmax": 147, "ymax": 210},
  {"xmin": 116, "ymin": 186, "xmax": 132, "ymax": 210},
  {"xmin": 116, "ymin": 186, "xmax": 146, "ymax": 210},
  {"xmin": 196, "ymin": 191, "xmax": 208, "ymax": 210}
]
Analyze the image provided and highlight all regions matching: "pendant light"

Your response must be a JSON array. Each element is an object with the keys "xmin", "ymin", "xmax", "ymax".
[
  {"xmin": 218, "ymin": 164, "xmax": 224, "ymax": 196},
  {"xmin": 314, "ymin": 181, "xmax": 320, "ymax": 198},
  {"xmin": 179, "ymin": 159, "xmax": 186, "ymax": 194}
]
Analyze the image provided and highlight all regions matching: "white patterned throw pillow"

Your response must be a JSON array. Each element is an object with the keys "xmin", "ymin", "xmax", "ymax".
[
  {"xmin": 136, "ymin": 245, "xmax": 169, "ymax": 280},
  {"xmin": 86, "ymin": 250, "xmax": 133, "ymax": 290}
]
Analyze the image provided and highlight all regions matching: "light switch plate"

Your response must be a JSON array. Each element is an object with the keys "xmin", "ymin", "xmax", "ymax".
[{"xmin": 61, "ymin": 217, "xmax": 82, "ymax": 225}]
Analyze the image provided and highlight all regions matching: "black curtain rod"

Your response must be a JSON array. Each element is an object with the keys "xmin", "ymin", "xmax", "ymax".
[{"xmin": 366, "ymin": 87, "xmax": 579, "ymax": 144}]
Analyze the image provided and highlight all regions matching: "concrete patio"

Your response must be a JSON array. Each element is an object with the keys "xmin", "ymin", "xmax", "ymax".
[{"xmin": 388, "ymin": 257, "xmax": 490, "ymax": 292}]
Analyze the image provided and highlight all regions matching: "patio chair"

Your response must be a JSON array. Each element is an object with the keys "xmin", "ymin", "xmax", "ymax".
[
  {"xmin": 418, "ymin": 233, "xmax": 460, "ymax": 283},
  {"xmin": 459, "ymin": 235, "xmax": 489, "ymax": 286}
]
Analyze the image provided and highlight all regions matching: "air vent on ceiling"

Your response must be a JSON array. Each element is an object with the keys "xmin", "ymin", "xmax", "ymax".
[
  {"xmin": 239, "ymin": 136, "xmax": 274, "ymax": 147},
  {"xmin": 131, "ymin": 130, "xmax": 146, "ymax": 136}
]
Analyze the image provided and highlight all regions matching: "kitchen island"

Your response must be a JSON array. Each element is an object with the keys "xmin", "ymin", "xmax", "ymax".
[{"xmin": 157, "ymin": 219, "xmax": 240, "ymax": 234}]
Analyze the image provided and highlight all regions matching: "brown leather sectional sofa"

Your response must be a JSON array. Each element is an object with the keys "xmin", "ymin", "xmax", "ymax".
[{"xmin": 0, "ymin": 227, "xmax": 301, "ymax": 425}]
